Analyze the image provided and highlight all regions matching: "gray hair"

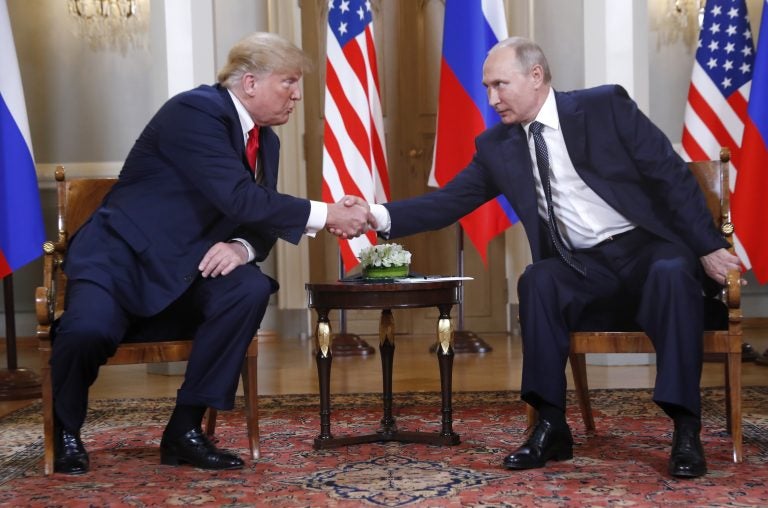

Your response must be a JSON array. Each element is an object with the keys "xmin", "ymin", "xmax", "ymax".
[
  {"xmin": 490, "ymin": 36, "xmax": 552, "ymax": 83},
  {"xmin": 217, "ymin": 32, "xmax": 313, "ymax": 88}
]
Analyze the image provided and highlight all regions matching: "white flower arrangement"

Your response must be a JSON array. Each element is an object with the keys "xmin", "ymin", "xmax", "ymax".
[{"xmin": 358, "ymin": 243, "xmax": 412, "ymax": 268}]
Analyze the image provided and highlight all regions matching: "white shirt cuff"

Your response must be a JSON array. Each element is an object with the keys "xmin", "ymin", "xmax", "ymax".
[
  {"xmin": 230, "ymin": 238, "xmax": 255, "ymax": 263},
  {"xmin": 370, "ymin": 204, "xmax": 391, "ymax": 235},
  {"xmin": 305, "ymin": 200, "xmax": 327, "ymax": 237}
]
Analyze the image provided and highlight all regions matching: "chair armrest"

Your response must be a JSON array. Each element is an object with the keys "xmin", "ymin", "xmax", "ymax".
[
  {"xmin": 36, "ymin": 240, "xmax": 65, "ymax": 333},
  {"xmin": 35, "ymin": 286, "xmax": 52, "ymax": 327},
  {"xmin": 724, "ymin": 269, "xmax": 741, "ymax": 309}
]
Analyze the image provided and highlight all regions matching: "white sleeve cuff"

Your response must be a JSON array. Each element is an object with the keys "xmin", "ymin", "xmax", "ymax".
[
  {"xmin": 229, "ymin": 238, "xmax": 256, "ymax": 263},
  {"xmin": 370, "ymin": 204, "xmax": 391, "ymax": 235},
  {"xmin": 305, "ymin": 201, "xmax": 328, "ymax": 238}
]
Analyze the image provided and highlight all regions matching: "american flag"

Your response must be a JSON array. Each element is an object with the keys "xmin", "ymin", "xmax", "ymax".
[
  {"xmin": 681, "ymin": 0, "xmax": 755, "ymax": 267},
  {"xmin": 322, "ymin": 0, "xmax": 390, "ymax": 273}
]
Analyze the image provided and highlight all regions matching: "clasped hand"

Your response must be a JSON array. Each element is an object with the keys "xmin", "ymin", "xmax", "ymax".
[
  {"xmin": 326, "ymin": 195, "xmax": 377, "ymax": 238},
  {"xmin": 700, "ymin": 248, "xmax": 747, "ymax": 286}
]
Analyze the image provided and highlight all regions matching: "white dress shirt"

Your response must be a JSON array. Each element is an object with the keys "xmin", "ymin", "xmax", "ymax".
[
  {"xmin": 525, "ymin": 88, "xmax": 634, "ymax": 249},
  {"xmin": 228, "ymin": 90, "xmax": 326, "ymax": 262},
  {"xmin": 371, "ymin": 88, "xmax": 635, "ymax": 248}
]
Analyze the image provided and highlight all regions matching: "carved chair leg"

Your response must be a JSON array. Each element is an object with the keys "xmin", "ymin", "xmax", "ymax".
[
  {"xmin": 40, "ymin": 345, "xmax": 55, "ymax": 476},
  {"xmin": 569, "ymin": 352, "xmax": 595, "ymax": 432},
  {"xmin": 204, "ymin": 408, "xmax": 217, "ymax": 438},
  {"xmin": 242, "ymin": 338, "xmax": 260, "ymax": 460},
  {"xmin": 726, "ymin": 350, "xmax": 743, "ymax": 462}
]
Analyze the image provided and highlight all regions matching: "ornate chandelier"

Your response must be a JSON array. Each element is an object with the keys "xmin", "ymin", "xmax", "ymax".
[
  {"xmin": 67, "ymin": 0, "xmax": 148, "ymax": 53},
  {"xmin": 652, "ymin": 0, "xmax": 706, "ymax": 50}
]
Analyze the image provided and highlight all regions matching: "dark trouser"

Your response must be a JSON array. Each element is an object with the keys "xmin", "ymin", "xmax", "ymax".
[
  {"xmin": 517, "ymin": 228, "xmax": 704, "ymax": 418},
  {"xmin": 51, "ymin": 264, "xmax": 275, "ymax": 432}
]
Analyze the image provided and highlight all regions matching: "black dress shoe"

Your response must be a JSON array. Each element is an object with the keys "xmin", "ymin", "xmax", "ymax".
[
  {"xmin": 668, "ymin": 424, "xmax": 707, "ymax": 478},
  {"xmin": 503, "ymin": 419, "xmax": 573, "ymax": 470},
  {"xmin": 160, "ymin": 427, "xmax": 244, "ymax": 470},
  {"xmin": 54, "ymin": 426, "xmax": 89, "ymax": 475}
]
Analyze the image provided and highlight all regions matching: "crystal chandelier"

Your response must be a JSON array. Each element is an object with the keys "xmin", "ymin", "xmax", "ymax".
[
  {"xmin": 67, "ymin": 0, "xmax": 148, "ymax": 53},
  {"xmin": 652, "ymin": 0, "xmax": 706, "ymax": 50}
]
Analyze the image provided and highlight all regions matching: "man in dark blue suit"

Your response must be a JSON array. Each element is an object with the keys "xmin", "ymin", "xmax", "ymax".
[
  {"xmin": 362, "ymin": 37, "xmax": 741, "ymax": 478},
  {"xmin": 51, "ymin": 32, "xmax": 373, "ymax": 474}
]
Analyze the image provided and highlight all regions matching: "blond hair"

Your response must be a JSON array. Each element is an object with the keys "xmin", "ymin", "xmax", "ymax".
[{"xmin": 217, "ymin": 32, "xmax": 313, "ymax": 88}]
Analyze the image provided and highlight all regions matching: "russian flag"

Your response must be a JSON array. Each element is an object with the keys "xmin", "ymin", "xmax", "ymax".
[
  {"xmin": 429, "ymin": 0, "xmax": 518, "ymax": 265},
  {"xmin": 0, "ymin": 0, "xmax": 45, "ymax": 278},
  {"xmin": 732, "ymin": 0, "xmax": 768, "ymax": 284}
]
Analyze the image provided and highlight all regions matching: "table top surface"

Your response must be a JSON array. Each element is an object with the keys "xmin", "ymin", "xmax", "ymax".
[{"xmin": 305, "ymin": 279, "xmax": 463, "ymax": 310}]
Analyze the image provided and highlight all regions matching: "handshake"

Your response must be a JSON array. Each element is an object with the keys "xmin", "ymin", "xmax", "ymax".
[{"xmin": 325, "ymin": 195, "xmax": 378, "ymax": 238}]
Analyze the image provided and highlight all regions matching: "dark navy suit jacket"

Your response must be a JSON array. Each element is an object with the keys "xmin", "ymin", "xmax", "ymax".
[
  {"xmin": 385, "ymin": 85, "xmax": 728, "ymax": 263},
  {"xmin": 64, "ymin": 84, "xmax": 310, "ymax": 317}
]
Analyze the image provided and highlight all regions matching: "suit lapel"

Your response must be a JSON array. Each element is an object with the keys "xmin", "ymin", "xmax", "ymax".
[
  {"xmin": 555, "ymin": 91, "xmax": 588, "ymax": 169},
  {"xmin": 216, "ymin": 84, "xmax": 258, "ymax": 178},
  {"xmin": 498, "ymin": 125, "xmax": 547, "ymax": 258},
  {"xmin": 555, "ymin": 90, "xmax": 627, "ymax": 217}
]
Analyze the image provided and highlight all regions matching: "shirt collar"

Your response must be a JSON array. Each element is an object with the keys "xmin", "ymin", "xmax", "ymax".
[
  {"xmin": 227, "ymin": 88, "xmax": 255, "ymax": 139},
  {"xmin": 523, "ymin": 87, "xmax": 559, "ymax": 137}
]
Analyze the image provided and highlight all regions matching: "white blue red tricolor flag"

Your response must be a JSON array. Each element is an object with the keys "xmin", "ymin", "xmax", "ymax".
[
  {"xmin": 429, "ymin": 0, "xmax": 518, "ymax": 264},
  {"xmin": 680, "ymin": 0, "xmax": 766, "ymax": 281},
  {"xmin": 732, "ymin": 0, "xmax": 768, "ymax": 283},
  {"xmin": 0, "ymin": 0, "xmax": 45, "ymax": 278},
  {"xmin": 322, "ymin": 0, "xmax": 390, "ymax": 273}
]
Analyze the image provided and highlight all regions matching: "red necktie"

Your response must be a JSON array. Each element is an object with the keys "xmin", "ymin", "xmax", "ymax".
[{"xmin": 246, "ymin": 126, "xmax": 259, "ymax": 172}]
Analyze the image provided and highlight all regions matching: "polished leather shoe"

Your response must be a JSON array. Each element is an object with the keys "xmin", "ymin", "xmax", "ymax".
[
  {"xmin": 503, "ymin": 419, "xmax": 573, "ymax": 470},
  {"xmin": 54, "ymin": 426, "xmax": 89, "ymax": 475},
  {"xmin": 668, "ymin": 424, "xmax": 707, "ymax": 478},
  {"xmin": 160, "ymin": 427, "xmax": 244, "ymax": 470}
]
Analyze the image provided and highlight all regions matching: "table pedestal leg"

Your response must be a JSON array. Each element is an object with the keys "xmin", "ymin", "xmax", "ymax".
[
  {"xmin": 436, "ymin": 304, "xmax": 460, "ymax": 443},
  {"xmin": 378, "ymin": 309, "xmax": 396, "ymax": 434},
  {"xmin": 312, "ymin": 301, "xmax": 460, "ymax": 449},
  {"xmin": 314, "ymin": 309, "xmax": 334, "ymax": 447}
]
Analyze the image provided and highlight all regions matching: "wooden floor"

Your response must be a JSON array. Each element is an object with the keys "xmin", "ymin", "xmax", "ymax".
[{"xmin": 2, "ymin": 326, "xmax": 768, "ymax": 419}]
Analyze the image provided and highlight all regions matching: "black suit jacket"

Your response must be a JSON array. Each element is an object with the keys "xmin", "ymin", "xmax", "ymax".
[
  {"xmin": 65, "ymin": 84, "xmax": 310, "ymax": 316},
  {"xmin": 386, "ymin": 85, "xmax": 728, "ymax": 263}
]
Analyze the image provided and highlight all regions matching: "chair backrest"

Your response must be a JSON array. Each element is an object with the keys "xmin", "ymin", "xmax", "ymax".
[
  {"xmin": 686, "ymin": 147, "xmax": 733, "ymax": 245},
  {"xmin": 46, "ymin": 167, "xmax": 117, "ymax": 320},
  {"xmin": 54, "ymin": 166, "xmax": 117, "ymax": 244}
]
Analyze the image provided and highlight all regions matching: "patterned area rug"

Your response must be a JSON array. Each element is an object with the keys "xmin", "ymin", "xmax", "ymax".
[{"xmin": 1, "ymin": 387, "xmax": 767, "ymax": 507}]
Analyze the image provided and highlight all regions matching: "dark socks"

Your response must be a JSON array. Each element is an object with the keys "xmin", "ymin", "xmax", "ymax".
[
  {"xmin": 164, "ymin": 404, "xmax": 207, "ymax": 439},
  {"xmin": 662, "ymin": 403, "xmax": 701, "ymax": 431},
  {"xmin": 537, "ymin": 401, "xmax": 567, "ymax": 428}
]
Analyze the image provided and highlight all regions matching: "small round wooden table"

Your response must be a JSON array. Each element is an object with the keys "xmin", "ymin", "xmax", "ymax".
[{"xmin": 305, "ymin": 279, "xmax": 463, "ymax": 449}]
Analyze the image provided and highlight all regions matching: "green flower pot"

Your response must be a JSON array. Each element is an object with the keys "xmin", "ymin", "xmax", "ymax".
[{"xmin": 362, "ymin": 264, "xmax": 409, "ymax": 279}]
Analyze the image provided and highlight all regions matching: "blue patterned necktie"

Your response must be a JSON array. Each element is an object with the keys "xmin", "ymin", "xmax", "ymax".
[{"xmin": 529, "ymin": 121, "xmax": 587, "ymax": 277}]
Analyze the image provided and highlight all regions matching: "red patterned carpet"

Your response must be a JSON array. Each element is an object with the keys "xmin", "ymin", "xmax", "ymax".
[{"xmin": 1, "ymin": 387, "xmax": 767, "ymax": 507}]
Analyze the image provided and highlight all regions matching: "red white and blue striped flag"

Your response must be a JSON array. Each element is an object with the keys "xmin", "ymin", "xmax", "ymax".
[
  {"xmin": 322, "ymin": 0, "xmax": 390, "ymax": 273},
  {"xmin": 680, "ymin": 0, "xmax": 756, "ymax": 273},
  {"xmin": 0, "ymin": 0, "xmax": 45, "ymax": 278},
  {"xmin": 732, "ymin": 0, "xmax": 768, "ymax": 283},
  {"xmin": 429, "ymin": 0, "xmax": 518, "ymax": 265}
]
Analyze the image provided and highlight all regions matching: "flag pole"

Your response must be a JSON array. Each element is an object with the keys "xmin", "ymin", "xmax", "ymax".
[
  {"xmin": 331, "ymin": 251, "xmax": 374, "ymax": 356},
  {"xmin": 0, "ymin": 274, "xmax": 42, "ymax": 400},
  {"xmin": 451, "ymin": 225, "xmax": 493, "ymax": 353}
]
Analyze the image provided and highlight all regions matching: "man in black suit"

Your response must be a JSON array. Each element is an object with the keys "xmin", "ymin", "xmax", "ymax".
[
  {"xmin": 51, "ymin": 32, "xmax": 373, "ymax": 474},
  {"xmin": 358, "ymin": 37, "xmax": 741, "ymax": 478}
]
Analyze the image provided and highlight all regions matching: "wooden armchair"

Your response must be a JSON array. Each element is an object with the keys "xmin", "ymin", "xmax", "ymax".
[
  {"xmin": 36, "ymin": 166, "xmax": 260, "ymax": 475},
  {"xmin": 527, "ymin": 148, "xmax": 743, "ymax": 463}
]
